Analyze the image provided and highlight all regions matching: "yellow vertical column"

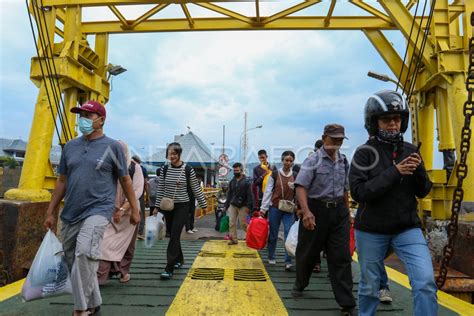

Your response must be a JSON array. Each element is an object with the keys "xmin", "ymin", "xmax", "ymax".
[
  {"xmin": 94, "ymin": 33, "xmax": 109, "ymax": 106},
  {"xmin": 5, "ymin": 6, "xmax": 57, "ymax": 201},
  {"xmin": 418, "ymin": 98, "xmax": 435, "ymax": 171},
  {"xmin": 60, "ymin": 6, "xmax": 82, "ymax": 144},
  {"xmin": 416, "ymin": 94, "xmax": 435, "ymax": 215}
]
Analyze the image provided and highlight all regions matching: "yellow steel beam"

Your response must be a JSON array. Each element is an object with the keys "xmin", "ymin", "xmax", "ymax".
[
  {"xmin": 81, "ymin": 16, "xmax": 397, "ymax": 34},
  {"xmin": 349, "ymin": 0, "xmax": 392, "ymax": 24},
  {"xmin": 55, "ymin": 26, "xmax": 64, "ymax": 38},
  {"xmin": 449, "ymin": 4, "xmax": 464, "ymax": 23},
  {"xmin": 30, "ymin": 56, "xmax": 110, "ymax": 99},
  {"xmin": 130, "ymin": 3, "xmax": 169, "ymax": 28},
  {"xmin": 362, "ymin": 29, "xmax": 410, "ymax": 92},
  {"xmin": 324, "ymin": 0, "xmax": 336, "ymax": 27},
  {"xmin": 180, "ymin": 4, "xmax": 194, "ymax": 28},
  {"xmin": 108, "ymin": 5, "xmax": 129, "ymax": 26},
  {"xmin": 406, "ymin": 0, "xmax": 417, "ymax": 11},
  {"xmin": 379, "ymin": 0, "xmax": 437, "ymax": 74},
  {"xmin": 56, "ymin": 7, "xmax": 66, "ymax": 24},
  {"xmin": 43, "ymin": 0, "xmax": 244, "ymax": 6},
  {"xmin": 262, "ymin": 0, "xmax": 322, "ymax": 25},
  {"xmin": 194, "ymin": 3, "xmax": 253, "ymax": 25}
]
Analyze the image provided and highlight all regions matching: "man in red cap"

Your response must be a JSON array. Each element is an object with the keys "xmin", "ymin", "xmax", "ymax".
[{"xmin": 44, "ymin": 100, "xmax": 141, "ymax": 316}]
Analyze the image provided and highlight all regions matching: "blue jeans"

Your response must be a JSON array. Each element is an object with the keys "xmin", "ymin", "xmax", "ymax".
[
  {"xmin": 380, "ymin": 267, "xmax": 389, "ymax": 290},
  {"xmin": 355, "ymin": 228, "xmax": 437, "ymax": 316},
  {"xmin": 267, "ymin": 206, "xmax": 295, "ymax": 263}
]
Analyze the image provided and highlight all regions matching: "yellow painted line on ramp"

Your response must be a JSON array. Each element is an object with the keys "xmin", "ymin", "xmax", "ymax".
[
  {"xmin": 352, "ymin": 253, "xmax": 474, "ymax": 315},
  {"xmin": 166, "ymin": 240, "xmax": 288, "ymax": 316},
  {"xmin": 0, "ymin": 278, "xmax": 24, "ymax": 302}
]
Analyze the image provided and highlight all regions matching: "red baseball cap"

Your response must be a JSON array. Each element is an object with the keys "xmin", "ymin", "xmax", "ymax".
[{"xmin": 71, "ymin": 100, "xmax": 106, "ymax": 117}]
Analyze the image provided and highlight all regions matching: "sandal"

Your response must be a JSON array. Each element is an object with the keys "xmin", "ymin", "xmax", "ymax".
[
  {"xmin": 87, "ymin": 306, "xmax": 101, "ymax": 315},
  {"xmin": 119, "ymin": 273, "xmax": 130, "ymax": 283}
]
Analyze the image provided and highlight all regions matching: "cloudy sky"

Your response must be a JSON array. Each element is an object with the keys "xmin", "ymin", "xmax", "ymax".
[{"xmin": 1, "ymin": 1, "xmax": 440, "ymax": 165}]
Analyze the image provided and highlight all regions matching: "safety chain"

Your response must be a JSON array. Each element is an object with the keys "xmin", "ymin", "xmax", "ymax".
[{"xmin": 436, "ymin": 14, "xmax": 474, "ymax": 289}]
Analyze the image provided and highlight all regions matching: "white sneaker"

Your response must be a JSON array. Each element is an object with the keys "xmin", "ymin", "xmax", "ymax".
[
  {"xmin": 186, "ymin": 230, "xmax": 194, "ymax": 234},
  {"xmin": 285, "ymin": 263, "xmax": 293, "ymax": 271},
  {"xmin": 268, "ymin": 259, "xmax": 276, "ymax": 265},
  {"xmin": 192, "ymin": 228, "xmax": 198, "ymax": 232},
  {"xmin": 378, "ymin": 288, "xmax": 392, "ymax": 303}
]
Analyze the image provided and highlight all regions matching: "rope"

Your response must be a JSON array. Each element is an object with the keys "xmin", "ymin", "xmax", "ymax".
[
  {"xmin": 29, "ymin": 0, "xmax": 73, "ymax": 144},
  {"xmin": 403, "ymin": 0, "xmax": 429, "ymax": 95},
  {"xmin": 396, "ymin": 0, "xmax": 421, "ymax": 93},
  {"xmin": 25, "ymin": 0, "xmax": 62, "ymax": 144},
  {"xmin": 408, "ymin": 0, "xmax": 437, "ymax": 100},
  {"xmin": 38, "ymin": 0, "xmax": 73, "ymax": 142}
]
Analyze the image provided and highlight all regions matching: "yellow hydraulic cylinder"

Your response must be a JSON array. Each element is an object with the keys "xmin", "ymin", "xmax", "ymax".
[
  {"xmin": 436, "ymin": 88, "xmax": 456, "ymax": 152},
  {"xmin": 418, "ymin": 100, "xmax": 435, "ymax": 171}
]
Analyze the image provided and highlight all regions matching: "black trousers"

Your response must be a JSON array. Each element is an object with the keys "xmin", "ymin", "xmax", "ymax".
[
  {"xmin": 138, "ymin": 195, "xmax": 146, "ymax": 235},
  {"xmin": 185, "ymin": 201, "xmax": 196, "ymax": 231},
  {"xmin": 295, "ymin": 199, "xmax": 356, "ymax": 309},
  {"xmin": 163, "ymin": 202, "xmax": 189, "ymax": 273}
]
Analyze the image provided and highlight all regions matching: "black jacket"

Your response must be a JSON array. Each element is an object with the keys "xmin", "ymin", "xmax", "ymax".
[
  {"xmin": 225, "ymin": 176, "xmax": 254, "ymax": 210},
  {"xmin": 349, "ymin": 138, "xmax": 432, "ymax": 234}
]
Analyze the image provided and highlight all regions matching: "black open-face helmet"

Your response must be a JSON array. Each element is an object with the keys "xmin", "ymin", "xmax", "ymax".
[{"xmin": 364, "ymin": 90, "xmax": 409, "ymax": 136}]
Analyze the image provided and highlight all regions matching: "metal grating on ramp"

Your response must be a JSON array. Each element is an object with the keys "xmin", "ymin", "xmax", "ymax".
[
  {"xmin": 190, "ymin": 268, "xmax": 225, "ymax": 280},
  {"xmin": 198, "ymin": 251, "xmax": 226, "ymax": 258},
  {"xmin": 233, "ymin": 269, "xmax": 267, "ymax": 282},
  {"xmin": 167, "ymin": 240, "xmax": 287, "ymax": 315},
  {"xmin": 233, "ymin": 252, "xmax": 258, "ymax": 259}
]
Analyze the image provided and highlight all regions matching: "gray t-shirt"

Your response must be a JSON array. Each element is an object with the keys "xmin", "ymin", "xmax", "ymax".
[
  {"xmin": 295, "ymin": 147, "xmax": 349, "ymax": 200},
  {"xmin": 58, "ymin": 135, "xmax": 128, "ymax": 224}
]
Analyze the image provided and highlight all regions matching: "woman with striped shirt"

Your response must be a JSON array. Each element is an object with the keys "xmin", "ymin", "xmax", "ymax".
[{"xmin": 154, "ymin": 142, "xmax": 207, "ymax": 280}]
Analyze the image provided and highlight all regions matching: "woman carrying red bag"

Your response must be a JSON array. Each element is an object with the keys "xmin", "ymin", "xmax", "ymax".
[{"xmin": 260, "ymin": 151, "xmax": 298, "ymax": 271}]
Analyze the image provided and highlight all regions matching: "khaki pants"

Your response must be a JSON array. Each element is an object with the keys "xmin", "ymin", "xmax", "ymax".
[
  {"xmin": 228, "ymin": 205, "xmax": 249, "ymax": 240},
  {"xmin": 61, "ymin": 215, "xmax": 109, "ymax": 311}
]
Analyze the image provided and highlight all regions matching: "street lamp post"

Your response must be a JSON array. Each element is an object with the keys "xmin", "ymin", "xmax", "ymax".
[
  {"xmin": 367, "ymin": 71, "xmax": 405, "ymax": 93},
  {"xmin": 239, "ymin": 125, "xmax": 263, "ymax": 174}
]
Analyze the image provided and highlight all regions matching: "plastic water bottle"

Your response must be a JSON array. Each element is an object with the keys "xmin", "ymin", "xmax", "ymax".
[{"xmin": 145, "ymin": 229, "xmax": 154, "ymax": 248}]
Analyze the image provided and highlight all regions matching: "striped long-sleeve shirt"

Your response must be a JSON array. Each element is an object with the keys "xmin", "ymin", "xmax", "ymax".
[{"xmin": 154, "ymin": 163, "xmax": 207, "ymax": 209}]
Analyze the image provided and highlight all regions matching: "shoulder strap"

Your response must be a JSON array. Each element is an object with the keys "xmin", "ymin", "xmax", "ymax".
[
  {"xmin": 162, "ymin": 165, "xmax": 168, "ymax": 180},
  {"xmin": 185, "ymin": 164, "xmax": 194, "ymax": 198},
  {"xmin": 128, "ymin": 162, "xmax": 136, "ymax": 180}
]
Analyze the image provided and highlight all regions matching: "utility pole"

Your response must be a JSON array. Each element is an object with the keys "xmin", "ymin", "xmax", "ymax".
[
  {"xmin": 222, "ymin": 125, "xmax": 225, "ymax": 156},
  {"xmin": 243, "ymin": 112, "xmax": 248, "ymax": 174}
]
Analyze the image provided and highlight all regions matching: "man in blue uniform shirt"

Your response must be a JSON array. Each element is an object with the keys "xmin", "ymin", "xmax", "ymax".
[{"xmin": 292, "ymin": 124, "xmax": 356, "ymax": 316}]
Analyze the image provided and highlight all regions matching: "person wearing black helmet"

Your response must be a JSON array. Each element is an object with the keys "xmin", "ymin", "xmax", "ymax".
[{"xmin": 349, "ymin": 90, "xmax": 436, "ymax": 316}]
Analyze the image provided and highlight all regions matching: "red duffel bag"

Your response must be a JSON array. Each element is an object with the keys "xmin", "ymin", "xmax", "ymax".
[{"xmin": 246, "ymin": 215, "xmax": 269, "ymax": 250}]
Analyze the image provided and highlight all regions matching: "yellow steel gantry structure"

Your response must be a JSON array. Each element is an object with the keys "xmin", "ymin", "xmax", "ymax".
[{"xmin": 5, "ymin": 0, "xmax": 473, "ymax": 219}]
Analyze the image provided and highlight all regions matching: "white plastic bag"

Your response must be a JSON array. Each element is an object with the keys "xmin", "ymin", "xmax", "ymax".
[
  {"xmin": 285, "ymin": 220, "xmax": 299, "ymax": 257},
  {"xmin": 145, "ymin": 216, "xmax": 159, "ymax": 248},
  {"xmin": 22, "ymin": 230, "xmax": 72, "ymax": 301},
  {"xmin": 156, "ymin": 213, "xmax": 166, "ymax": 240}
]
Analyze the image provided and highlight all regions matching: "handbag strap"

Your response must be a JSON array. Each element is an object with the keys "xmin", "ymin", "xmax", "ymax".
[
  {"xmin": 278, "ymin": 170, "xmax": 293, "ymax": 201},
  {"xmin": 170, "ymin": 164, "xmax": 186, "ymax": 199}
]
